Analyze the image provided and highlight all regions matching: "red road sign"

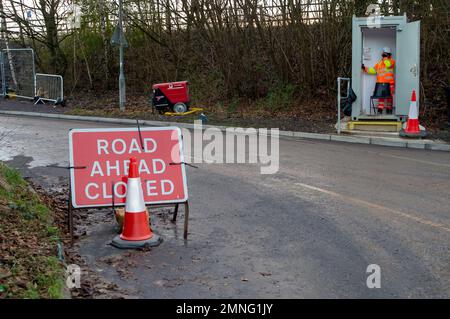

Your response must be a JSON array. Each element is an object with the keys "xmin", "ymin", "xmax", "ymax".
[{"xmin": 69, "ymin": 127, "xmax": 188, "ymax": 208}]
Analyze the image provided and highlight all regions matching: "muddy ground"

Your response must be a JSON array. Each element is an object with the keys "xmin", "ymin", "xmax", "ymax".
[
  {"xmin": 31, "ymin": 178, "xmax": 131, "ymax": 298},
  {"xmin": 36, "ymin": 183, "xmax": 190, "ymax": 298}
]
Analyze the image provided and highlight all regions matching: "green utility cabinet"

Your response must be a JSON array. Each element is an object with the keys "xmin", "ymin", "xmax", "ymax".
[{"xmin": 351, "ymin": 14, "xmax": 420, "ymax": 121}]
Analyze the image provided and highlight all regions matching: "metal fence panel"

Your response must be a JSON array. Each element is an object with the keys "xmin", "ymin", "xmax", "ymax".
[
  {"xmin": 0, "ymin": 51, "xmax": 4, "ymax": 97},
  {"xmin": 2, "ymin": 48, "xmax": 36, "ymax": 99},
  {"xmin": 35, "ymin": 73, "xmax": 64, "ymax": 104}
]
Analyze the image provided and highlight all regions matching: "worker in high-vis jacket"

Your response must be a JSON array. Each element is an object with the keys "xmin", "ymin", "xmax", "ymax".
[{"xmin": 362, "ymin": 47, "xmax": 396, "ymax": 114}]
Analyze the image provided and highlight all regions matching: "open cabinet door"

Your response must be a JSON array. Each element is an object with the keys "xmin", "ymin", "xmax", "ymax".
[{"xmin": 396, "ymin": 20, "xmax": 420, "ymax": 117}]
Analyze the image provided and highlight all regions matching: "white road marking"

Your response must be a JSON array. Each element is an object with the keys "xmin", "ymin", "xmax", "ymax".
[
  {"xmin": 295, "ymin": 182, "xmax": 450, "ymax": 233},
  {"xmin": 368, "ymin": 151, "xmax": 450, "ymax": 168}
]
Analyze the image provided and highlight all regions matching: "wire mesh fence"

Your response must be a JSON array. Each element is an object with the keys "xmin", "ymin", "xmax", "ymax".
[
  {"xmin": 0, "ymin": 0, "xmax": 415, "ymax": 36},
  {"xmin": 1, "ymin": 48, "xmax": 35, "ymax": 99},
  {"xmin": 0, "ymin": 46, "xmax": 64, "ymax": 104},
  {"xmin": 0, "ymin": 52, "xmax": 4, "ymax": 97}
]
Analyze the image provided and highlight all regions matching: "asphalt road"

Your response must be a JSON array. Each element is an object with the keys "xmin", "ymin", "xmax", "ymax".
[{"xmin": 0, "ymin": 114, "xmax": 449, "ymax": 298}]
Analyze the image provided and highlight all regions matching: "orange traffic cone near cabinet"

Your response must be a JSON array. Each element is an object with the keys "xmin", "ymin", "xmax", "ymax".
[
  {"xmin": 399, "ymin": 90, "xmax": 427, "ymax": 138},
  {"xmin": 112, "ymin": 157, "xmax": 162, "ymax": 249}
]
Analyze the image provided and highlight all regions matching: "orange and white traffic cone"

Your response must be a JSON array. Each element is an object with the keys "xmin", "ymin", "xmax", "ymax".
[
  {"xmin": 112, "ymin": 157, "xmax": 162, "ymax": 249},
  {"xmin": 399, "ymin": 90, "xmax": 427, "ymax": 138}
]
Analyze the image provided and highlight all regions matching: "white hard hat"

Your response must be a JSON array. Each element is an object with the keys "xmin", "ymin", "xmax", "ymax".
[{"xmin": 382, "ymin": 47, "xmax": 392, "ymax": 54}]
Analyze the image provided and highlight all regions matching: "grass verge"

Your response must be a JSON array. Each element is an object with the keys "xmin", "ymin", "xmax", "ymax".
[{"xmin": 0, "ymin": 162, "xmax": 65, "ymax": 299}]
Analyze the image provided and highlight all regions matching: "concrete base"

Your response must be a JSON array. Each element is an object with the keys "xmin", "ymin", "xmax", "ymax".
[
  {"xmin": 399, "ymin": 129, "xmax": 427, "ymax": 138},
  {"xmin": 341, "ymin": 129, "xmax": 400, "ymax": 138},
  {"xmin": 348, "ymin": 121, "xmax": 402, "ymax": 132},
  {"xmin": 355, "ymin": 114, "xmax": 401, "ymax": 121},
  {"xmin": 111, "ymin": 233, "xmax": 163, "ymax": 249}
]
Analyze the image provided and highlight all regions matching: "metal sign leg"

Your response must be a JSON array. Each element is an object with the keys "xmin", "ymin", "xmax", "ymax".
[
  {"xmin": 172, "ymin": 203, "xmax": 179, "ymax": 222},
  {"xmin": 68, "ymin": 183, "xmax": 74, "ymax": 246},
  {"xmin": 183, "ymin": 202, "xmax": 189, "ymax": 240}
]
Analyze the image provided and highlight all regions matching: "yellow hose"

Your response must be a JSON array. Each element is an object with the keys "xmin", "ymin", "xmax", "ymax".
[
  {"xmin": 7, "ymin": 92, "xmax": 17, "ymax": 99},
  {"xmin": 164, "ymin": 107, "xmax": 204, "ymax": 116}
]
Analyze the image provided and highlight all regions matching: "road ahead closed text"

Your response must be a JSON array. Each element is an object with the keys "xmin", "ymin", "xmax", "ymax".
[{"xmin": 69, "ymin": 127, "xmax": 187, "ymax": 208}]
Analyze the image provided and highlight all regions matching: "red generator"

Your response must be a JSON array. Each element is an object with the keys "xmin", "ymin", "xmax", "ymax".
[{"xmin": 151, "ymin": 81, "xmax": 190, "ymax": 114}]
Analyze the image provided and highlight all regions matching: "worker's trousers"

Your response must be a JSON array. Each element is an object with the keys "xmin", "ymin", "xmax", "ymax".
[{"xmin": 378, "ymin": 83, "xmax": 395, "ymax": 110}]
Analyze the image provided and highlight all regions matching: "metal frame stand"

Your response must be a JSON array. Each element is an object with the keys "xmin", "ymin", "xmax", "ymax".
[
  {"xmin": 66, "ymin": 179, "xmax": 190, "ymax": 245},
  {"xmin": 172, "ymin": 202, "xmax": 190, "ymax": 240},
  {"xmin": 68, "ymin": 183, "xmax": 74, "ymax": 246},
  {"xmin": 337, "ymin": 77, "xmax": 351, "ymax": 134}
]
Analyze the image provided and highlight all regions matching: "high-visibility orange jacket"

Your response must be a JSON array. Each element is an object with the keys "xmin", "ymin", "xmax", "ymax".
[{"xmin": 364, "ymin": 57, "xmax": 395, "ymax": 84}]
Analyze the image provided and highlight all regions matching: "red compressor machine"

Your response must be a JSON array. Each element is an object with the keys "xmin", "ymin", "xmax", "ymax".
[{"xmin": 151, "ymin": 81, "xmax": 190, "ymax": 114}]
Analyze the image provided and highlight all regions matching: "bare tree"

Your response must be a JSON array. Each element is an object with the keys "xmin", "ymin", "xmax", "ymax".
[{"xmin": 1, "ymin": 0, "xmax": 70, "ymax": 75}]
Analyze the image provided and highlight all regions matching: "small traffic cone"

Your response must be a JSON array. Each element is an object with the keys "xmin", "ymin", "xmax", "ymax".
[
  {"xmin": 111, "ymin": 157, "xmax": 162, "ymax": 249},
  {"xmin": 399, "ymin": 90, "xmax": 427, "ymax": 138}
]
